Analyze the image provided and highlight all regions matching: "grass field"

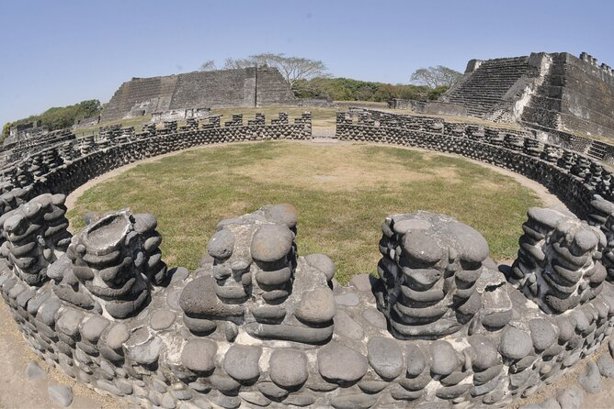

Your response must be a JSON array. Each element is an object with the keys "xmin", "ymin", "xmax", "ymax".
[{"xmin": 67, "ymin": 142, "xmax": 541, "ymax": 283}]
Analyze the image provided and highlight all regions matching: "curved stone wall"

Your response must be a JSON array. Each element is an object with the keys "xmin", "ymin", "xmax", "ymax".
[{"xmin": 2, "ymin": 110, "xmax": 614, "ymax": 408}]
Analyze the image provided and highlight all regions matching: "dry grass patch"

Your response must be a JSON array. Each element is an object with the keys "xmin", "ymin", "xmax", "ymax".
[{"xmin": 67, "ymin": 141, "xmax": 541, "ymax": 283}]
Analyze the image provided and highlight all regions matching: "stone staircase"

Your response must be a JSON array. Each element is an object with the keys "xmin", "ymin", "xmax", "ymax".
[
  {"xmin": 587, "ymin": 140, "xmax": 609, "ymax": 161},
  {"xmin": 101, "ymin": 76, "xmax": 177, "ymax": 121},
  {"xmin": 445, "ymin": 57, "xmax": 539, "ymax": 117}
]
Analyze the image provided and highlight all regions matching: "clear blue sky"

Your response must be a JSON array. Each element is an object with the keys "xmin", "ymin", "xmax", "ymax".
[{"xmin": 1, "ymin": 0, "xmax": 613, "ymax": 128}]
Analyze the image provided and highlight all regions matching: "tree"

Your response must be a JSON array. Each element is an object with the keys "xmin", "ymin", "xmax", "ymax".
[
  {"xmin": 410, "ymin": 65, "xmax": 462, "ymax": 88},
  {"xmin": 222, "ymin": 53, "xmax": 328, "ymax": 86},
  {"xmin": 199, "ymin": 60, "xmax": 217, "ymax": 71}
]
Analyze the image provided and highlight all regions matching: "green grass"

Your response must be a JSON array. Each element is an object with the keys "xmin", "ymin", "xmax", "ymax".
[{"xmin": 67, "ymin": 142, "xmax": 541, "ymax": 283}]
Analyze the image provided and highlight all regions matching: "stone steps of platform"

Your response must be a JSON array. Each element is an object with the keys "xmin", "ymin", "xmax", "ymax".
[{"xmin": 587, "ymin": 141, "xmax": 609, "ymax": 160}]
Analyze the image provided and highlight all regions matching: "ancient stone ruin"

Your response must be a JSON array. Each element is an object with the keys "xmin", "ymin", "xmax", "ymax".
[
  {"xmin": 2, "ymin": 109, "xmax": 614, "ymax": 408},
  {"xmin": 392, "ymin": 52, "xmax": 614, "ymax": 158},
  {"xmin": 101, "ymin": 67, "xmax": 296, "ymax": 122}
]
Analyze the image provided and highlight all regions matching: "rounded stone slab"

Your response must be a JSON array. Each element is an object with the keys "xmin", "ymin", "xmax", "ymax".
[
  {"xmin": 264, "ymin": 203, "xmax": 298, "ymax": 229},
  {"xmin": 207, "ymin": 229, "xmax": 235, "ymax": 259},
  {"xmin": 402, "ymin": 230, "xmax": 444, "ymax": 264},
  {"xmin": 447, "ymin": 222, "xmax": 489, "ymax": 263},
  {"xmin": 317, "ymin": 342, "xmax": 368, "ymax": 383},
  {"xmin": 103, "ymin": 323, "xmax": 130, "ymax": 350},
  {"xmin": 430, "ymin": 341, "xmax": 460, "ymax": 376},
  {"xmin": 304, "ymin": 253, "xmax": 336, "ymax": 281},
  {"xmin": 468, "ymin": 335, "xmax": 499, "ymax": 370},
  {"xmin": 499, "ymin": 326, "xmax": 533, "ymax": 360},
  {"xmin": 250, "ymin": 224, "xmax": 294, "ymax": 263},
  {"xmin": 529, "ymin": 318, "xmax": 558, "ymax": 351},
  {"xmin": 295, "ymin": 287, "xmax": 335, "ymax": 324},
  {"xmin": 269, "ymin": 349, "xmax": 309, "ymax": 388},
  {"xmin": 223, "ymin": 345, "xmax": 262, "ymax": 382},
  {"xmin": 527, "ymin": 207, "xmax": 566, "ymax": 229},
  {"xmin": 405, "ymin": 343, "xmax": 427, "ymax": 377},
  {"xmin": 181, "ymin": 338, "xmax": 217, "ymax": 373},
  {"xmin": 367, "ymin": 337, "xmax": 404, "ymax": 380}
]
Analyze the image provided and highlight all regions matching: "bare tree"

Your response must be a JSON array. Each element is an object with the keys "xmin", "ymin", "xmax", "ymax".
[
  {"xmin": 199, "ymin": 60, "xmax": 217, "ymax": 71},
  {"xmin": 223, "ymin": 53, "xmax": 328, "ymax": 85},
  {"xmin": 410, "ymin": 65, "xmax": 462, "ymax": 88}
]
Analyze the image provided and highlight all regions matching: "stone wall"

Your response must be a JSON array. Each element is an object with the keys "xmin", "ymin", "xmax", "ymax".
[
  {"xmin": 101, "ymin": 67, "xmax": 296, "ymax": 122},
  {"xmin": 336, "ymin": 109, "xmax": 614, "ymax": 219},
  {"xmin": 4, "ymin": 108, "xmax": 614, "ymax": 408},
  {"xmin": 429, "ymin": 52, "xmax": 614, "ymax": 142}
]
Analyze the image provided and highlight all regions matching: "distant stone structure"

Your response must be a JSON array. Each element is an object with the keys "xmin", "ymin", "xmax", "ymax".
[
  {"xmin": 100, "ymin": 67, "xmax": 296, "ymax": 122},
  {"xmin": 393, "ymin": 52, "xmax": 614, "ymax": 142}
]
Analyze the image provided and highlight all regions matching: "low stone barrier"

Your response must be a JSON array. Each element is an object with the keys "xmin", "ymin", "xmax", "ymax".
[{"xmin": 1, "ymin": 109, "xmax": 614, "ymax": 408}]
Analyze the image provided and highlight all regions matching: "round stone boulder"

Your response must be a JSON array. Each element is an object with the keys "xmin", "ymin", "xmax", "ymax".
[
  {"xmin": 269, "ymin": 349, "xmax": 309, "ymax": 388},
  {"xmin": 223, "ymin": 345, "xmax": 262, "ymax": 382},
  {"xmin": 317, "ymin": 342, "xmax": 368, "ymax": 383},
  {"xmin": 207, "ymin": 229, "xmax": 235, "ymax": 259},
  {"xmin": 430, "ymin": 341, "xmax": 460, "ymax": 376},
  {"xmin": 265, "ymin": 204, "xmax": 298, "ymax": 229},
  {"xmin": 448, "ymin": 222, "xmax": 490, "ymax": 264},
  {"xmin": 367, "ymin": 337, "xmax": 404, "ymax": 380},
  {"xmin": 181, "ymin": 339, "xmax": 217, "ymax": 373},
  {"xmin": 250, "ymin": 224, "xmax": 294, "ymax": 263},
  {"xmin": 529, "ymin": 318, "xmax": 558, "ymax": 351},
  {"xmin": 304, "ymin": 253, "xmax": 336, "ymax": 281},
  {"xmin": 405, "ymin": 343, "xmax": 427, "ymax": 377},
  {"xmin": 295, "ymin": 287, "xmax": 336, "ymax": 325},
  {"xmin": 499, "ymin": 327, "xmax": 533, "ymax": 360},
  {"xmin": 402, "ymin": 230, "xmax": 443, "ymax": 264},
  {"xmin": 468, "ymin": 335, "xmax": 499, "ymax": 370}
]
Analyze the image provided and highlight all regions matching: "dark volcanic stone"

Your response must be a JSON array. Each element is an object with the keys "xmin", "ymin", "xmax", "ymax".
[
  {"xmin": 331, "ymin": 393, "xmax": 377, "ymax": 409},
  {"xmin": 529, "ymin": 318, "xmax": 558, "ymax": 351},
  {"xmin": 402, "ymin": 230, "xmax": 444, "ymax": 264},
  {"xmin": 179, "ymin": 275, "xmax": 243, "ymax": 317},
  {"xmin": 499, "ymin": 327, "xmax": 533, "ymax": 360},
  {"xmin": 430, "ymin": 341, "xmax": 459, "ymax": 376},
  {"xmin": 56, "ymin": 308, "xmax": 83, "ymax": 338},
  {"xmin": 367, "ymin": 337, "xmax": 403, "ymax": 380},
  {"xmin": 295, "ymin": 287, "xmax": 335, "ymax": 324},
  {"xmin": 269, "ymin": 349, "xmax": 308, "ymax": 388},
  {"xmin": 468, "ymin": 335, "xmax": 499, "ymax": 370},
  {"xmin": 448, "ymin": 222, "xmax": 490, "ymax": 263},
  {"xmin": 264, "ymin": 203, "xmax": 298, "ymax": 229},
  {"xmin": 304, "ymin": 253, "xmax": 336, "ymax": 281},
  {"xmin": 284, "ymin": 392, "xmax": 315, "ymax": 406},
  {"xmin": 209, "ymin": 374, "xmax": 240, "ymax": 394},
  {"xmin": 257, "ymin": 381, "xmax": 288, "ymax": 399},
  {"xmin": 317, "ymin": 342, "xmax": 368, "ymax": 383},
  {"xmin": 207, "ymin": 229, "xmax": 235, "ymax": 259},
  {"xmin": 250, "ymin": 224, "xmax": 294, "ymax": 263},
  {"xmin": 104, "ymin": 323, "xmax": 130, "ymax": 350},
  {"xmin": 126, "ymin": 336, "xmax": 162, "ymax": 365},
  {"xmin": 223, "ymin": 345, "xmax": 262, "ymax": 382},
  {"xmin": 181, "ymin": 339, "xmax": 217, "ymax": 373},
  {"xmin": 405, "ymin": 343, "xmax": 427, "ymax": 377}
]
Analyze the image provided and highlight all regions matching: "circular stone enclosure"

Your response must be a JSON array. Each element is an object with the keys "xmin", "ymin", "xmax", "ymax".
[{"xmin": 67, "ymin": 140, "xmax": 542, "ymax": 282}]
